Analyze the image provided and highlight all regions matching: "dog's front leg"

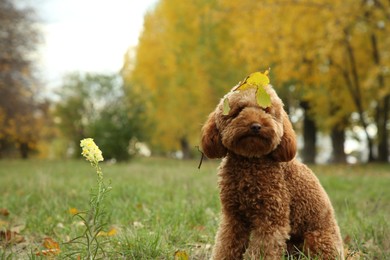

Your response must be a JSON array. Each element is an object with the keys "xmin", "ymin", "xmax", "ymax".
[
  {"xmin": 245, "ymin": 201, "xmax": 291, "ymax": 259},
  {"xmin": 246, "ymin": 227, "xmax": 290, "ymax": 260},
  {"xmin": 211, "ymin": 213, "xmax": 250, "ymax": 260}
]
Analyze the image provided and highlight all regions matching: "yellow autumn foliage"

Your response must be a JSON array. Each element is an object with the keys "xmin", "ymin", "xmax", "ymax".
[{"xmin": 123, "ymin": 0, "xmax": 390, "ymax": 152}]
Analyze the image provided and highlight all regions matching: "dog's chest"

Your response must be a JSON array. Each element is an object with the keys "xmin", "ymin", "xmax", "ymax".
[{"xmin": 218, "ymin": 157, "xmax": 288, "ymax": 218}]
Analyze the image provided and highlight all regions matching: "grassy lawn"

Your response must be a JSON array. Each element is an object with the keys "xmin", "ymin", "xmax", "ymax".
[{"xmin": 0, "ymin": 158, "xmax": 389, "ymax": 259}]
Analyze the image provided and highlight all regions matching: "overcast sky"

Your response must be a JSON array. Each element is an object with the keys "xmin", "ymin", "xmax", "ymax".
[{"xmin": 36, "ymin": 0, "xmax": 157, "ymax": 86}]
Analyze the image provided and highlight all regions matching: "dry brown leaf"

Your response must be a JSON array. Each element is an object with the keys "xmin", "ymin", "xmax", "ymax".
[
  {"xmin": 0, "ymin": 230, "xmax": 25, "ymax": 244},
  {"xmin": 43, "ymin": 237, "xmax": 60, "ymax": 249},
  {"xmin": 10, "ymin": 224, "xmax": 25, "ymax": 233},
  {"xmin": 0, "ymin": 208, "xmax": 10, "ymax": 216},
  {"xmin": 0, "ymin": 220, "xmax": 9, "ymax": 228},
  {"xmin": 343, "ymin": 235, "xmax": 351, "ymax": 244},
  {"xmin": 193, "ymin": 225, "xmax": 205, "ymax": 231}
]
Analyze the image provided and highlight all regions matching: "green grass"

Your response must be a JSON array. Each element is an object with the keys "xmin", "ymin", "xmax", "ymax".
[{"xmin": 0, "ymin": 158, "xmax": 389, "ymax": 259}]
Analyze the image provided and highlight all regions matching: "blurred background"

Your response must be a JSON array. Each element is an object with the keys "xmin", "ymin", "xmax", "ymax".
[{"xmin": 0, "ymin": 0, "xmax": 389, "ymax": 164}]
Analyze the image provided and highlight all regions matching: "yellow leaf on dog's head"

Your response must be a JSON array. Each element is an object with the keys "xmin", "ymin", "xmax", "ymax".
[
  {"xmin": 256, "ymin": 86, "xmax": 272, "ymax": 108},
  {"xmin": 232, "ymin": 69, "xmax": 272, "ymax": 108},
  {"xmin": 234, "ymin": 70, "xmax": 270, "ymax": 92},
  {"xmin": 247, "ymin": 71, "xmax": 270, "ymax": 87},
  {"xmin": 222, "ymin": 97, "xmax": 230, "ymax": 115}
]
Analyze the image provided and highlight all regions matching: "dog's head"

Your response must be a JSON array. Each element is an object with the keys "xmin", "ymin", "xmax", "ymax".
[{"xmin": 201, "ymin": 85, "xmax": 296, "ymax": 161}]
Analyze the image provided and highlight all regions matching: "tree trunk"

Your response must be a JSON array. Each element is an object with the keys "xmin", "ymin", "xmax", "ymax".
[
  {"xmin": 20, "ymin": 142, "xmax": 29, "ymax": 159},
  {"xmin": 330, "ymin": 126, "xmax": 346, "ymax": 164},
  {"xmin": 301, "ymin": 101, "xmax": 317, "ymax": 164},
  {"xmin": 0, "ymin": 139, "xmax": 4, "ymax": 159},
  {"xmin": 376, "ymin": 94, "xmax": 389, "ymax": 162},
  {"xmin": 370, "ymin": 30, "xmax": 389, "ymax": 162},
  {"xmin": 180, "ymin": 137, "xmax": 192, "ymax": 159},
  {"xmin": 342, "ymin": 28, "xmax": 375, "ymax": 162}
]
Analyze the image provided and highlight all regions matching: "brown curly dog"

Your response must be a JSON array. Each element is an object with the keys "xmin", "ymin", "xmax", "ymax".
[{"xmin": 201, "ymin": 85, "xmax": 344, "ymax": 259}]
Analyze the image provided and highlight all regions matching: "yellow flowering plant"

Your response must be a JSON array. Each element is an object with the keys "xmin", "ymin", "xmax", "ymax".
[
  {"xmin": 66, "ymin": 138, "xmax": 112, "ymax": 259},
  {"xmin": 80, "ymin": 138, "xmax": 104, "ymax": 165}
]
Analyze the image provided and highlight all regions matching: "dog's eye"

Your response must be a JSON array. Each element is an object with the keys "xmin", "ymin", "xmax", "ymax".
[
  {"xmin": 262, "ymin": 107, "xmax": 271, "ymax": 114},
  {"xmin": 229, "ymin": 107, "xmax": 244, "ymax": 118}
]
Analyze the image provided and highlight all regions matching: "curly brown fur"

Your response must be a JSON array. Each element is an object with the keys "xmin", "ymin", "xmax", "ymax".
[{"xmin": 201, "ymin": 86, "xmax": 344, "ymax": 260}]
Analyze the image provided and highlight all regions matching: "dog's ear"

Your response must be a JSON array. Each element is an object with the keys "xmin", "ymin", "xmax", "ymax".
[
  {"xmin": 201, "ymin": 111, "xmax": 227, "ymax": 159},
  {"xmin": 269, "ymin": 111, "xmax": 297, "ymax": 162}
]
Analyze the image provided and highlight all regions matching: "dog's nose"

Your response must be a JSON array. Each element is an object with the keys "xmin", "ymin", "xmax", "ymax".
[{"xmin": 250, "ymin": 123, "xmax": 262, "ymax": 133}]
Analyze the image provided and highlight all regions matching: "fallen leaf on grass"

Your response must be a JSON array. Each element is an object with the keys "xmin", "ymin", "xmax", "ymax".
[
  {"xmin": 0, "ymin": 208, "xmax": 10, "ymax": 216},
  {"xmin": 189, "ymin": 244, "xmax": 212, "ymax": 260},
  {"xmin": 0, "ymin": 220, "xmax": 8, "ymax": 228},
  {"xmin": 43, "ymin": 237, "xmax": 60, "ymax": 249},
  {"xmin": 97, "ymin": 227, "xmax": 117, "ymax": 237},
  {"xmin": 362, "ymin": 238, "xmax": 380, "ymax": 254},
  {"xmin": 193, "ymin": 225, "xmax": 205, "ymax": 231},
  {"xmin": 174, "ymin": 250, "xmax": 189, "ymax": 260},
  {"xmin": 35, "ymin": 237, "xmax": 61, "ymax": 256},
  {"xmin": 344, "ymin": 235, "xmax": 351, "ymax": 244},
  {"xmin": 35, "ymin": 249, "xmax": 61, "ymax": 257},
  {"xmin": 73, "ymin": 221, "xmax": 85, "ymax": 227},
  {"xmin": 56, "ymin": 222, "xmax": 65, "ymax": 229},
  {"xmin": 69, "ymin": 207, "xmax": 79, "ymax": 215},
  {"xmin": 10, "ymin": 224, "xmax": 25, "ymax": 233},
  {"xmin": 0, "ymin": 230, "xmax": 25, "ymax": 244},
  {"xmin": 107, "ymin": 228, "xmax": 117, "ymax": 236},
  {"xmin": 344, "ymin": 247, "xmax": 363, "ymax": 260},
  {"xmin": 35, "ymin": 248, "xmax": 61, "ymax": 256},
  {"xmin": 133, "ymin": 221, "xmax": 144, "ymax": 228}
]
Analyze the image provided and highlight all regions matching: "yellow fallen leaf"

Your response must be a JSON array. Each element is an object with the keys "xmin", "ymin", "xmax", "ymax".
[
  {"xmin": 174, "ymin": 250, "xmax": 189, "ymax": 260},
  {"xmin": 35, "ymin": 237, "xmax": 61, "ymax": 256},
  {"xmin": 69, "ymin": 208, "xmax": 79, "ymax": 215},
  {"xmin": 107, "ymin": 228, "xmax": 117, "ymax": 236},
  {"xmin": 97, "ymin": 228, "xmax": 117, "ymax": 237},
  {"xmin": 97, "ymin": 230, "xmax": 107, "ymax": 236}
]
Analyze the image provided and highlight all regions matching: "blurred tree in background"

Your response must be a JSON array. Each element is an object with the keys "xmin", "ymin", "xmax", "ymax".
[
  {"xmin": 0, "ymin": 0, "xmax": 48, "ymax": 159},
  {"xmin": 122, "ymin": 0, "xmax": 247, "ymax": 158},
  {"xmin": 1, "ymin": 0, "xmax": 388, "ymax": 163},
  {"xmin": 124, "ymin": 0, "xmax": 389, "ymax": 163},
  {"xmin": 53, "ymin": 73, "xmax": 149, "ymax": 161}
]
